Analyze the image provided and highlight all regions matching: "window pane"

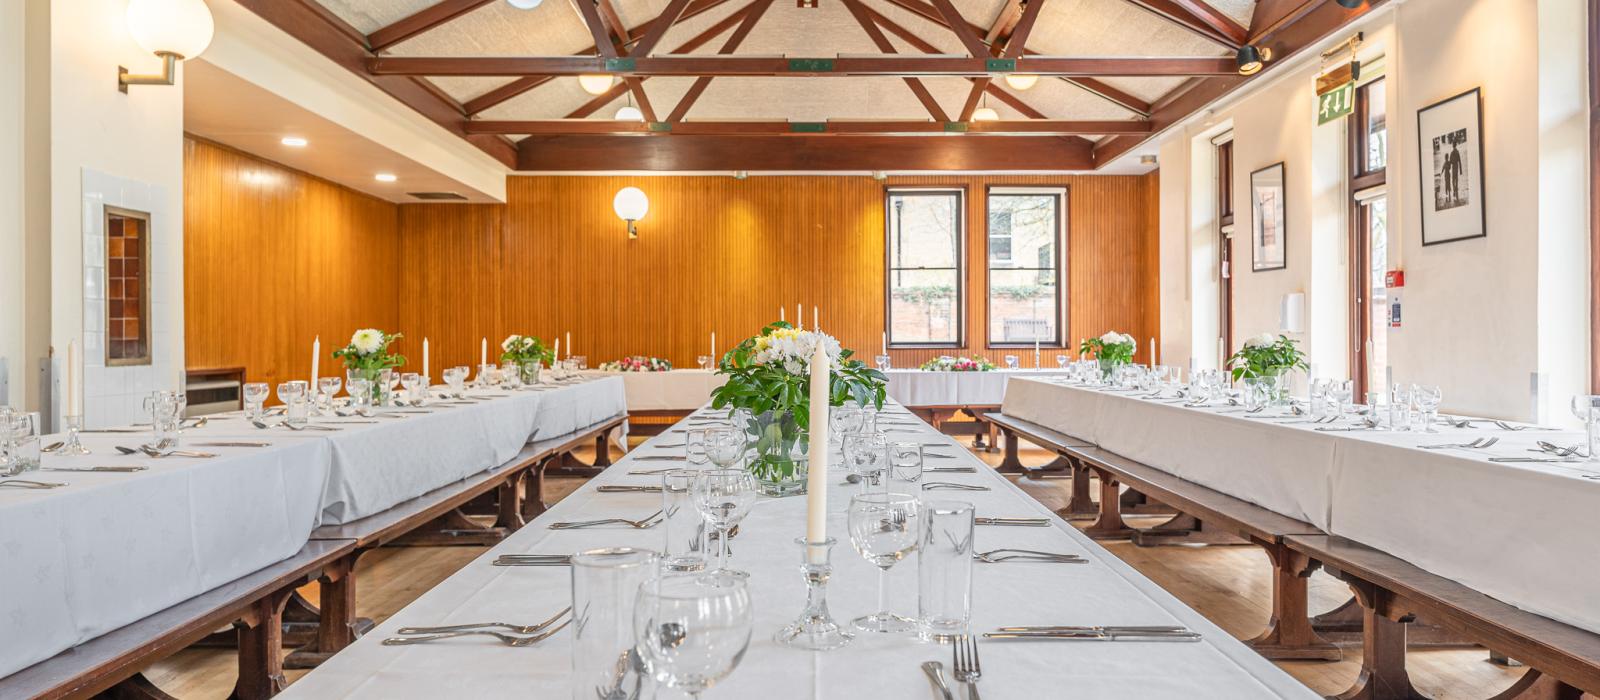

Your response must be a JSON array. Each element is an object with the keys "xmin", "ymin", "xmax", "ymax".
[
  {"xmin": 1363, "ymin": 80, "xmax": 1387, "ymax": 172},
  {"xmin": 1365, "ymin": 197, "xmax": 1389, "ymax": 394},
  {"xmin": 888, "ymin": 191, "xmax": 962, "ymax": 345},
  {"xmin": 987, "ymin": 195, "xmax": 1057, "ymax": 269},
  {"xmin": 987, "ymin": 191, "xmax": 1063, "ymax": 344},
  {"xmin": 107, "ymin": 209, "xmax": 151, "ymax": 365},
  {"xmin": 989, "ymin": 269, "xmax": 1058, "ymax": 343}
]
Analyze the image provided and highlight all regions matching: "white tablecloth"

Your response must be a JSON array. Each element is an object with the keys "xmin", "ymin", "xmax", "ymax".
[
  {"xmin": 0, "ymin": 434, "xmax": 330, "ymax": 679},
  {"xmin": 609, "ymin": 370, "xmax": 726, "ymax": 412},
  {"xmin": 885, "ymin": 369, "xmax": 1072, "ymax": 408},
  {"xmin": 1001, "ymin": 377, "xmax": 1600, "ymax": 636},
  {"xmin": 281, "ymin": 407, "xmax": 1318, "ymax": 699}
]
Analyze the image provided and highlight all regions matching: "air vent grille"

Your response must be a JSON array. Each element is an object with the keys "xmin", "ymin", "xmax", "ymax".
[{"xmin": 408, "ymin": 191, "xmax": 468, "ymax": 201}]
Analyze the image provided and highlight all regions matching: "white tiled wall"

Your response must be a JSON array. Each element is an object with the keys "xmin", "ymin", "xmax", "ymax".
[{"xmin": 81, "ymin": 169, "xmax": 178, "ymax": 429}]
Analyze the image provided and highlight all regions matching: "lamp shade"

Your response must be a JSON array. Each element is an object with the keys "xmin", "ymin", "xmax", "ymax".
[
  {"xmin": 972, "ymin": 107, "xmax": 1000, "ymax": 122},
  {"xmin": 578, "ymin": 74, "xmax": 615, "ymax": 95},
  {"xmin": 1003, "ymin": 74, "xmax": 1038, "ymax": 90},
  {"xmin": 614, "ymin": 105, "xmax": 644, "ymax": 121},
  {"xmin": 507, "ymin": 0, "xmax": 544, "ymax": 8},
  {"xmin": 613, "ymin": 187, "xmax": 649, "ymax": 222},
  {"xmin": 126, "ymin": 0, "xmax": 214, "ymax": 59}
]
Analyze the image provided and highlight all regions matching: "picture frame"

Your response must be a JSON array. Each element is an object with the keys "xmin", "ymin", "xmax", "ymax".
[
  {"xmin": 1416, "ymin": 87, "xmax": 1486, "ymax": 245},
  {"xmin": 1250, "ymin": 162, "xmax": 1287, "ymax": 271}
]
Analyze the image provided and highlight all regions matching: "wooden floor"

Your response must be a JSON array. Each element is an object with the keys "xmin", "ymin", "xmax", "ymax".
[{"xmin": 145, "ymin": 439, "xmax": 1526, "ymax": 698}]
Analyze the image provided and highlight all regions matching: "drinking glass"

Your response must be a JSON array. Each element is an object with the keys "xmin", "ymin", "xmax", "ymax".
[
  {"xmin": 705, "ymin": 427, "xmax": 746, "ymax": 470},
  {"xmin": 1242, "ymin": 378, "xmax": 1269, "ymax": 412},
  {"xmin": 1571, "ymin": 395, "xmax": 1600, "ymax": 461},
  {"xmin": 1056, "ymin": 354, "xmax": 1069, "ymax": 369},
  {"xmin": 1330, "ymin": 379, "xmax": 1354, "ymax": 416},
  {"xmin": 144, "ymin": 390, "xmax": 184, "ymax": 447},
  {"xmin": 847, "ymin": 492, "xmax": 922, "ymax": 633},
  {"xmin": 521, "ymin": 360, "xmax": 543, "ymax": 386},
  {"xmin": 918, "ymin": 499, "xmax": 975, "ymax": 642},
  {"xmin": 844, "ymin": 433, "xmax": 888, "ymax": 493},
  {"xmin": 445, "ymin": 366, "xmax": 468, "ymax": 396},
  {"xmin": 1390, "ymin": 384, "xmax": 1412, "ymax": 430},
  {"xmin": 685, "ymin": 428, "xmax": 710, "ymax": 467},
  {"xmin": 243, "ymin": 382, "xmax": 269, "ymax": 420},
  {"xmin": 573, "ymin": 355, "xmax": 589, "ymax": 371},
  {"xmin": 1364, "ymin": 391, "xmax": 1384, "ymax": 423},
  {"xmin": 1003, "ymin": 355, "xmax": 1020, "ymax": 370},
  {"xmin": 694, "ymin": 469, "xmax": 756, "ymax": 573},
  {"xmin": 874, "ymin": 354, "xmax": 891, "ymax": 371},
  {"xmin": 829, "ymin": 407, "xmax": 864, "ymax": 458},
  {"xmin": 475, "ymin": 363, "xmax": 499, "ymax": 388},
  {"xmin": 317, "ymin": 376, "xmax": 342, "ymax": 415},
  {"xmin": 498, "ymin": 363, "xmax": 521, "ymax": 389},
  {"xmin": 277, "ymin": 381, "xmax": 309, "ymax": 428},
  {"xmin": 384, "ymin": 370, "xmax": 401, "ymax": 404},
  {"xmin": 347, "ymin": 378, "xmax": 373, "ymax": 415},
  {"xmin": 633, "ymin": 571, "xmax": 753, "ymax": 700},
  {"xmin": 1411, "ymin": 384, "xmax": 1442, "ymax": 432},
  {"xmin": 571, "ymin": 548, "xmax": 659, "ymax": 700},
  {"xmin": 1309, "ymin": 378, "xmax": 1330, "ymax": 419},
  {"xmin": 888, "ymin": 441, "xmax": 923, "ymax": 486},
  {"xmin": 662, "ymin": 469, "xmax": 707, "ymax": 572},
  {"xmin": 1, "ymin": 412, "xmax": 40, "ymax": 475},
  {"xmin": 697, "ymin": 355, "xmax": 712, "ymax": 370}
]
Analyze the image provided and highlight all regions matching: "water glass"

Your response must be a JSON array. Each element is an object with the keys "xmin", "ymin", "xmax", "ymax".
[
  {"xmin": 400, "ymin": 372, "xmax": 425, "ymax": 402},
  {"xmin": 1571, "ymin": 395, "xmax": 1600, "ymax": 461},
  {"xmin": 844, "ymin": 433, "xmax": 888, "ymax": 493},
  {"xmin": 143, "ymin": 390, "xmax": 185, "ymax": 448},
  {"xmin": 444, "ymin": 366, "xmax": 468, "ymax": 395},
  {"xmin": 347, "ymin": 378, "xmax": 373, "ymax": 415},
  {"xmin": 1364, "ymin": 391, "xmax": 1384, "ymax": 423},
  {"xmin": 243, "ymin": 382, "xmax": 269, "ymax": 420},
  {"xmin": 1390, "ymin": 384, "xmax": 1412, "ymax": 430},
  {"xmin": 694, "ymin": 469, "xmax": 756, "ymax": 572},
  {"xmin": 661, "ymin": 470, "xmax": 708, "ymax": 572},
  {"xmin": 317, "ymin": 376, "xmax": 342, "ymax": 414},
  {"xmin": 874, "ymin": 354, "xmax": 891, "ymax": 371},
  {"xmin": 705, "ymin": 427, "xmax": 746, "ymax": 470},
  {"xmin": 917, "ymin": 499, "xmax": 975, "ymax": 643},
  {"xmin": 1003, "ymin": 355, "xmax": 1020, "ymax": 370},
  {"xmin": 847, "ymin": 492, "xmax": 921, "ymax": 633},
  {"xmin": 685, "ymin": 428, "xmax": 710, "ymax": 467},
  {"xmin": 571, "ymin": 548, "xmax": 659, "ymax": 700},
  {"xmin": 887, "ymin": 441, "xmax": 923, "ymax": 485},
  {"xmin": 475, "ymin": 363, "xmax": 499, "ymax": 388},
  {"xmin": 278, "ymin": 380, "xmax": 310, "ymax": 428},
  {"xmin": 1411, "ymin": 384, "xmax": 1442, "ymax": 432},
  {"xmin": 1, "ymin": 412, "xmax": 40, "ymax": 475},
  {"xmin": 1330, "ymin": 379, "xmax": 1354, "ymax": 415},
  {"xmin": 1309, "ymin": 378, "xmax": 1330, "ymax": 419},
  {"xmin": 829, "ymin": 407, "xmax": 864, "ymax": 456},
  {"xmin": 633, "ymin": 571, "xmax": 753, "ymax": 700},
  {"xmin": 498, "ymin": 363, "xmax": 521, "ymax": 389}
]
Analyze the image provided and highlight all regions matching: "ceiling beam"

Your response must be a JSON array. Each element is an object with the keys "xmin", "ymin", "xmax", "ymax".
[
  {"xmin": 666, "ymin": 0, "xmax": 777, "ymax": 122},
  {"xmin": 573, "ymin": 0, "xmax": 659, "ymax": 121},
  {"xmin": 1064, "ymin": 77, "xmax": 1153, "ymax": 117},
  {"xmin": 516, "ymin": 134, "xmax": 1096, "ymax": 170},
  {"xmin": 959, "ymin": 0, "xmax": 1044, "ymax": 121},
  {"xmin": 561, "ymin": 0, "xmax": 757, "ymax": 119},
  {"xmin": 473, "ymin": 119, "xmax": 1152, "ymax": 134},
  {"xmin": 985, "ymin": 0, "xmax": 1023, "ymax": 44},
  {"xmin": 368, "ymin": 0, "xmax": 493, "ymax": 52},
  {"xmin": 1247, "ymin": 0, "xmax": 1322, "ymax": 41},
  {"xmin": 234, "ymin": 0, "xmax": 516, "ymax": 168},
  {"xmin": 631, "ymin": 0, "xmax": 693, "ymax": 57},
  {"xmin": 928, "ymin": 0, "xmax": 990, "ymax": 57},
  {"xmin": 1122, "ymin": 0, "xmax": 1243, "ymax": 49},
  {"xmin": 1168, "ymin": 0, "xmax": 1248, "ymax": 45},
  {"xmin": 1093, "ymin": 0, "xmax": 1384, "ymax": 167},
  {"xmin": 367, "ymin": 55, "xmax": 1239, "ymax": 77},
  {"xmin": 840, "ymin": 0, "xmax": 949, "ymax": 122}
]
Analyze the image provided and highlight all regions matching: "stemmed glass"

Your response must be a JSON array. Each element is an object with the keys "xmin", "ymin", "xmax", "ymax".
[
  {"xmin": 829, "ymin": 407, "xmax": 864, "ymax": 459},
  {"xmin": 887, "ymin": 442, "xmax": 923, "ymax": 486},
  {"xmin": 694, "ymin": 469, "xmax": 756, "ymax": 573},
  {"xmin": 1390, "ymin": 384, "xmax": 1412, "ymax": 430},
  {"xmin": 276, "ymin": 381, "xmax": 308, "ymax": 428},
  {"xmin": 1056, "ymin": 354, "xmax": 1069, "ymax": 369},
  {"xmin": 686, "ymin": 428, "xmax": 710, "ymax": 467},
  {"xmin": 844, "ymin": 433, "xmax": 888, "ymax": 494},
  {"xmin": 1003, "ymin": 355, "xmax": 1020, "ymax": 370},
  {"xmin": 317, "ymin": 377, "xmax": 342, "ymax": 415},
  {"xmin": 1571, "ymin": 395, "xmax": 1600, "ymax": 461},
  {"xmin": 1411, "ymin": 385, "xmax": 1442, "ymax": 432},
  {"xmin": 847, "ymin": 492, "xmax": 922, "ymax": 633},
  {"xmin": 1330, "ymin": 380, "xmax": 1354, "ymax": 417},
  {"xmin": 444, "ymin": 366, "xmax": 468, "ymax": 397},
  {"xmin": 874, "ymin": 354, "xmax": 891, "ymax": 371},
  {"xmin": 401, "ymin": 372, "xmax": 426, "ymax": 403},
  {"xmin": 697, "ymin": 355, "xmax": 712, "ymax": 370},
  {"xmin": 243, "ymin": 382, "xmax": 269, "ymax": 421},
  {"xmin": 705, "ymin": 428, "xmax": 746, "ymax": 470},
  {"xmin": 633, "ymin": 571, "xmax": 754, "ymax": 699}
]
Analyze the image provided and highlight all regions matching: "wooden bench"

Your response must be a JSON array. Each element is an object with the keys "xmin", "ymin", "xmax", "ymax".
[
  {"xmin": 985, "ymin": 412, "xmax": 1171, "ymax": 519},
  {"xmin": 906, "ymin": 404, "xmax": 999, "ymax": 451},
  {"xmin": 284, "ymin": 413, "xmax": 626, "ymax": 668},
  {"xmin": 1285, "ymin": 535, "xmax": 1600, "ymax": 699},
  {"xmin": 0, "ymin": 539, "xmax": 355, "ymax": 700}
]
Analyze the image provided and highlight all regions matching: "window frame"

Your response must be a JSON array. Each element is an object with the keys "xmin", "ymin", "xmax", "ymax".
[
  {"xmin": 1217, "ymin": 139, "xmax": 1235, "ymax": 357},
  {"xmin": 104, "ymin": 205, "xmax": 153, "ymax": 368},
  {"xmin": 884, "ymin": 187, "xmax": 967, "ymax": 349},
  {"xmin": 983, "ymin": 185, "xmax": 1067, "ymax": 349},
  {"xmin": 1348, "ymin": 67, "xmax": 1389, "ymax": 397},
  {"xmin": 1351, "ymin": 76, "xmax": 1388, "ymax": 191}
]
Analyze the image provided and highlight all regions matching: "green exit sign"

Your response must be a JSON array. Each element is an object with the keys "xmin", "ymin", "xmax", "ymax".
[{"xmin": 1316, "ymin": 81, "xmax": 1355, "ymax": 125}]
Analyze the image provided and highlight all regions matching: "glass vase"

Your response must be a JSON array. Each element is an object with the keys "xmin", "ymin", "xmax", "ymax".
[
  {"xmin": 1097, "ymin": 358, "xmax": 1123, "ymax": 381},
  {"xmin": 520, "ymin": 360, "xmax": 543, "ymax": 385},
  {"xmin": 736, "ymin": 409, "xmax": 809, "ymax": 497},
  {"xmin": 348, "ymin": 367, "xmax": 393, "ymax": 407}
]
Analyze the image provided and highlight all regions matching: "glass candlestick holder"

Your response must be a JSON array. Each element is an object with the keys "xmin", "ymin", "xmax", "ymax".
[
  {"xmin": 60, "ymin": 415, "xmax": 91, "ymax": 455},
  {"xmin": 774, "ymin": 537, "xmax": 853, "ymax": 651}
]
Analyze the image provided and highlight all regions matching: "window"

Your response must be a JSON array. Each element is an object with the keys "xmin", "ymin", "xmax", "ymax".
[
  {"xmin": 986, "ymin": 188, "xmax": 1064, "ymax": 346},
  {"xmin": 886, "ymin": 189, "xmax": 963, "ymax": 347},
  {"xmin": 1349, "ymin": 71, "xmax": 1388, "ymax": 397},
  {"xmin": 1355, "ymin": 78, "xmax": 1388, "ymax": 179},
  {"xmin": 105, "ymin": 206, "xmax": 151, "ymax": 366},
  {"xmin": 1217, "ymin": 139, "xmax": 1235, "ymax": 356}
]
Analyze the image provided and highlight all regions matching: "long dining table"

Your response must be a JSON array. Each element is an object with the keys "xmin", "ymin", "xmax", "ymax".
[
  {"xmin": 1001, "ymin": 376, "xmax": 1600, "ymax": 638},
  {"xmin": 0, "ymin": 374, "xmax": 627, "ymax": 681},
  {"xmin": 279, "ymin": 404, "xmax": 1319, "ymax": 699}
]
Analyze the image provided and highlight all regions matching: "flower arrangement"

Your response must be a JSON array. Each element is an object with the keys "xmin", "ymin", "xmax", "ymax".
[
  {"xmin": 919, "ymin": 355, "xmax": 996, "ymax": 372},
  {"xmin": 499, "ymin": 334, "xmax": 553, "ymax": 366},
  {"xmin": 333, "ymin": 329, "xmax": 405, "ymax": 373},
  {"xmin": 600, "ymin": 355, "xmax": 672, "ymax": 372},
  {"xmin": 710, "ymin": 322, "xmax": 887, "ymax": 494},
  {"xmin": 1079, "ymin": 331, "xmax": 1137, "ymax": 365},
  {"xmin": 1226, "ymin": 333, "xmax": 1308, "ymax": 382}
]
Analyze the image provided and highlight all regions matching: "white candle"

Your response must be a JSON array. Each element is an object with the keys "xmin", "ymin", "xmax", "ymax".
[
  {"xmin": 1034, "ymin": 336, "xmax": 1040, "ymax": 368},
  {"xmin": 1218, "ymin": 337, "xmax": 1226, "ymax": 369},
  {"xmin": 805, "ymin": 340, "xmax": 830, "ymax": 561},
  {"xmin": 566, "ymin": 332, "xmax": 571, "ymax": 360},
  {"xmin": 881, "ymin": 332, "xmax": 887, "ymax": 356},
  {"xmin": 422, "ymin": 338, "xmax": 430, "ymax": 381},
  {"xmin": 311, "ymin": 336, "xmax": 320, "ymax": 387},
  {"xmin": 710, "ymin": 332, "xmax": 716, "ymax": 365},
  {"xmin": 1150, "ymin": 337, "xmax": 1157, "ymax": 366},
  {"xmin": 780, "ymin": 307, "xmax": 785, "ymax": 323},
  {"xmin": 554, "ymin": 338, "xmax": 560, "ymax": 364},
  {"xmin": 812, "ymin": 306, "xmax": 818, "ymax": 331},
  {"xmin": 481, "ymin": 337, "xmax": 487, "ymax": 366},
  {"xmin": 796, "ymin": 304, "xmax": 802, "ymax": 330}
]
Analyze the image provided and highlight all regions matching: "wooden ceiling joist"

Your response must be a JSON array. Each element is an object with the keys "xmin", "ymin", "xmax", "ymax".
[
  {"xmin": 958, "ymin": 0, "xmax": 1044, "ymax": 121},
  {"xmin": 1122, "ymin": 0, "xmax": 1246, "ymax": 49},
  {"xmin": 366, "ymin": 55, "xmax": 1239, "ymax": 77},
  {"xmin": 515, "ymin": 133, "xmax": 1096, "ymax": 171},
  {"xmin": 563, "ymin": 0, "xmax": 761, "ymax": 119},
  {"xmin": 665, "ymin": 0, "xmax": 777, "ymax": 122},
  {"xmin": 840, "ymin": 0, "xmax": 949, "ymax": 122},
  {"xmin": 367, "ymin": 0, "xmax": 494, "ymax": 52},
  {"xmin": 472, "ymin": 119, "xmax": 1152, "ymax": 135}
]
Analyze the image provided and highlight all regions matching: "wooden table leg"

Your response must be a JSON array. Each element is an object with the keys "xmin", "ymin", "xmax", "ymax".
[
  {"xmin": 232, "ymin": 585, "xmax": 294, "ymax": 700},
  {"xmin": 1332, "ymin": 581, "xmax": 1428, "ymax": 700},
  {"xmin": 522, "ymin": 459, "xmax": 550, "ymax": 520},
  {"xmin": 593, "ymin": 429, "xmax": 615, "ymax": 467},
  {"xmin": 1055, "ymin": 457, "xmax": 1100, "ymax": 521},
  {"xmin": 995, "ymin": 427, "xmax": 1024, "ymax": 474},
  {"xmin": 1247, "ymin": 544, "xmax": 1341, "ymax": 660},
  {"xmin": 284, "ymin": 553, "xmax": 367, "ymax": 669},
  {"xmin": 493, "ymin": 469, "xmax": 528, "ymax": 530},
  {"xmin": 1081, "ymin": 467, "xmax": 1135, "ymax": 539}
]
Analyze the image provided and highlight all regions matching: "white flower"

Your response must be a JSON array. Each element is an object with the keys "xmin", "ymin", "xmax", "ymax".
[
  {"xmin": 520, "ymin": 336, "xmax": 535, "ymax": 350},
  {"xmin": 501, "ymin": 335, "xmax": 520, "ymax": 353},
  {"xmin": 1098, "ymin": 331, "xmax": 1122, "ymax": 344},
  {"xmin": 351, "ymin": 329, "xmax": 384, "ymax": 355},
  {"xmin": 1245, "ymin": 333, "xmax": 1277, "ymax": 348}
]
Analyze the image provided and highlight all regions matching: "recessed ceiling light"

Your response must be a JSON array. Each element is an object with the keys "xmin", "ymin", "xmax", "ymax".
[
  {"xmin": 507, "ymin": 0, "xmax": 543, "ymax": 8},
  {"xmin": 281, "ymin": 136, "xmax": 308, "ymax": 147},
  {"xmin": 375, "ymin": 173, "xmax": 398, "ymax": 183}
]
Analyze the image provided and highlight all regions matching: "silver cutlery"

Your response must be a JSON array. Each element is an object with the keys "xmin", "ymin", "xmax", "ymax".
[
  {"xmin": 1489, "ymin": 457, "xmax": 1585, "ymax": 464},
  {"xmin": 631, "ymin": 455, "xmax": 684, "ymax": 462},
  {"xmin": 926, "ymin": 467, "xmax": 977, "ymax": 473},
  {"xmin": 548, "ymin": 509, "xmax": 665, "ymax": 530},
  {"xmin": 382, "ymin": 619, "xmax": 570, "ymax": 647},
  {"xmin": 397, "ymin": 606, "xmax": 571, "ymax": 636},
  {"xmin": 995, "ymin": 625, "xmax": 1189, "ymax": 634},
  {"xmin": 40, "ymin": 466, "xmax": 147, "ymax": 473},
  {"xmin": 1438, "ymin": 415, "xmax": 1474, "ymax": 428},
  {"xmin": 923, "ymin": 482, "xmax": 991, "ymax": 492},
  {"xmin": 1493, "ymin": 420, "xmax": 1553, "ymax": 432},
  {"xmin": 973, "ymin": 548, "xmax": 1086, "ymax": 564},
  {"xmin": 81, "ymin": 428, "xmax": 145, "ymax": 434},
  {"xmin": 1419, "ymin": 437, "xmax": 1499, "ymax": 450},
  {"xmin": 983, "ymin": 629, "xmax": 1202, "ymax": 642},
  {"xmin": 250, "ymin": 419, "xmax": 341, "ymax": 432},
  {"xmin": 921, "ymin": 661, "xmax": 955, "ymax": 700},
  {"xmin": 194, "ymin": 441, "xmax": 272, "ymax": 448},
  {"xmin": 627, "ymin": 467, "xmax": 682, "ymax": 476},
  {"xmin": 975, "ymin": 517, "xmax": 1050, "ymax": 527},
  {"xmin": 115, "ymin": 445, "xmax": 219, "ymax": 458},
  {"xmin": 493, "ymin": 554, "xmax": 573, "ymax": 567},
  {"xmin": 0, "ymin": 479, "xmax": 66, "ymax": 489},
  {"xmin": 596, "ymin": 485, "xmax": 662, "ymax": 493},
  {"xmin": 1534, "ymin": 441, "xmax": 1589, "ymax": 458},
  {"xmin": 952, "ymin": 635, "xmax": 982, "ymax": 700}
]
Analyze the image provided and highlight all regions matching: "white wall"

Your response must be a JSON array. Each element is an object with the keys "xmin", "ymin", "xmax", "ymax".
[
  {"xmin": 0, "ymin": 0, "xmax": 25, "ymax": 408},
  {"xmin": 1154, "ymin": 0, "xmax": 1589, "ymax": 421}
]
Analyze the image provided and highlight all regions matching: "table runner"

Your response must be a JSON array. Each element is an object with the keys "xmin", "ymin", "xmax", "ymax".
[
  {"xmin": 1001, "ymin": 377, "xmax": 1600, "ymax": 636},
  {"xmin": 280, "ymin": 406, "xmax": 1317, "ymax": 699}
]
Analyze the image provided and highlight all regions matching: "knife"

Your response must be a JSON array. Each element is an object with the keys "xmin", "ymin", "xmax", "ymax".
[{"xmin": 975, "ymin": 517, "xmax": 1050, "ymax": 526}]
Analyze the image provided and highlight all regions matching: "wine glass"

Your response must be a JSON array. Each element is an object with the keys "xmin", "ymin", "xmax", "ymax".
[
  {"xmin": 829, "ymin": 407, "xmax": 864, "ymax": 458},
  {"xmin": 686, "ymin": 428, "xmax": 710, "ymax": 467},
  {"xmin": 1330, "ymin": 379, "xmax": 1354, "ymax": 417},
  {"xmin": 1390, "ymin": 384, "xmax": 1412, "ymax": 430},
  {"xmin": 1003, "ymin": 355, "xmax": 1019, "ymax": 370},
  {"xmin": 847, "ymin": 492, "xmax": 922, "ymax": 633},
  {"xmin": 243, "ymin": 382, "xmax": 269, "ymax": 420},
  {"xmin": 693, "ymin": 469, "xmax": 756, "ymax": 573},
  {"xmin": 1056, "ymin": 354, "xmax": 1069, "ymax": 369},
  {"xmin": 317, "ymin": 376, "xmax": 342, "ymax": 414},
  {"xmin": 874, "ymin": 354, "xmax": 891, "ymax": 371},
  {"xmin": 844, "ymin": 433, "xmax": 888, "ymax": 493},
  {"xmin": 1570, "ymin": 395, "xmax": 1600, "ymax": 461},
  {"xmin": 887, "ymin": 442, "xmax": 923, "ymax": 485},
  {"xmin": 697, "ymin": 355, "xmax": 711, "ymax": 370},
  {"xmin": 705, "ymin": 427, "xmax": 746, "ymax": 470},
  {"xmin": 633, "ymin": 571, "xmax": 754, "ymax": 699},
  {"xmin": 1411, "ymin": 384, "xmax": 1442, "ymax": 432},
  {"xmin": 445, "ymin": 366, "xmax": 468, "ymax": 396}
]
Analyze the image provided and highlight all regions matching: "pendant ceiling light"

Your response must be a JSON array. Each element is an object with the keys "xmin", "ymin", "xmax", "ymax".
[
  {"xmin": 615, "ymin": 93, "xmax": 643, "ymax": 121},
  {"xmin": 1003, "ymin": 74, "xmax": 1038, "ymax": 91},
  {"xmin": 578, "ymin": 74, "xmax": 615, "ymax": 95},
  {"xmin": 507, "ymin": 0, "xmax": 544, "ymax": 8},
  {"xmin": 972, "ymin": 94, "xmax": 999, "ymax": 122}
]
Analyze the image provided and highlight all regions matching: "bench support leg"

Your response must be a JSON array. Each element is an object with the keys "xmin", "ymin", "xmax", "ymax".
[
  {"xmin": 1081, "ymin": 467, "xmax": 1136, "ymax": 539},
  {"xmin": 996, "ymin": 427, "xmax": 1024, "ymax": 473},
  {"xmin": 98, "ymin": 673, "xmax": 179, "ymax": 699},
  {"xmin": 1248, "ymin": 545, "xmax": 1341, "ymax": 661},
  {"xmin": 523, "ymin": 461, "xmax": 550, "ymax": 519},
  {"xmin": 493, "ymin": 469, "xmax": 528, "ymax": 530},
  {"xmin": 1332, "ymin": 582, "xmax": 1428, "ymax": 700},
  {"xmin": 1055, "ymin": 458, "xmax": 1100, "ymax": 521},
  {"xmin": 1131, "ymin": 513, "xmax": 1251, "ymax": 546},
  {"xmin": 231, "ymin": 584, "xmax": 294, "ymax": 700},
  {"xmin": 1315, "ymin": 597, "xmax": 1477, "ymax": 649},
  {"xmin": 593, "ymin": 428, "xmax": 615, "ymax": 467},
  {"xmin": 1488, "ymin": 669, "xmax": 1588, "ymax": 700},
  {"xmin": 284, "ymin": 553, "xmax": 369, "ymax": 669},
  {"xmin": 1120, "ymin": 489, "xmax": 1177, "ymax": 515}
]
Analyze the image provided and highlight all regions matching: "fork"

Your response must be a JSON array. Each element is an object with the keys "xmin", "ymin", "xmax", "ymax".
[
  {"xmin": 382, "ymin": 619, "xmax": 570, "ymax": 646},
  {"xmin": 922, "ymin": 482, "xmax": 990, "ymax": 491},
  {"xmin": 548, "ymin": 509, "xmax": 665, "ymax": 530},
  {"xmin": 952, "ymin": 635, "xmax": 982, "ymax": 700},
  {"xmin": 0, "ymin": 479, "xmax": 66, "ymax": 489},
  {"xmin": 397, "ymin": 606, "xmax": 571, "ymax": 635},
  {"xmin": 1419, "ymin": 437, "xmax": 1499, "ymax": 450},
  {"xmin": 973, "ymin": 548, "xmax": 1086, "ymax": 564},
  {"xmin": 1533, "ymin": 441, "xmax": 1589, "ymax": 458},
  {"xmin": 596, "ymin": 485, "xmax": 662, "ymax": 493}
]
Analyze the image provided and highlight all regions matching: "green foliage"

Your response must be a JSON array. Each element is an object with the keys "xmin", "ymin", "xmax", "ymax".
[
  {"xmin": 708, "ymin": 321, "xmax": 887, "ymax": 434},
  {"xmin": 332, "ymin": 332, "xmax": 405, "ymax": 373},
  {"xmin": 1079, "ymin": 335, "xmax": 1134, "ymax": 365},
  {"xmin": 1226, "ymin": 334, "xmax": 1309, "ymax": 382},
  {"xmin": 499, "ymin": 335, "xmax": 554, "ymax": 366}
]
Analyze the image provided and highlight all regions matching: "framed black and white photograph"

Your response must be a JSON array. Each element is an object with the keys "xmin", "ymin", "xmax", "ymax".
[
  {"xmin": 1416, "ymin": 87, "xmax": 1486, "ymax": 245},
  {"xmin": 1250, "ymin": 162, "xmax": 1287, "ymax": 271}
]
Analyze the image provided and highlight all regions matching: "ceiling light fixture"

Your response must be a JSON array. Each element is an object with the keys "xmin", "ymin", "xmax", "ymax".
[
  {"xmin": 614, "ymin": 186, "xmax": 648, "ymax": 239},
  {"xmin": 119, "ymin": 0, "xmax": 214, "ymax": 93},
  {"xmin": 507, "ymin": 0, "xmax": 544, "ymax": 8},
  {"xmin": 733, "ymin": 171, "xmax": 748, "ymax": 180},
  {"xmin": 1140, "ymin": 155, "xmax": 1158, "ymax": 165},
  {"xmin": 1334, "ymin": 0, "xmax": 1365, "ymax": 7},
  {"xmin": 972, "ymin": 93, "xmax": 999, "ymax": 122},
  {"xmin": 615, "ymin": 93, "xmax": 643, "ymax": 121},
  {"xmin": 578, "ymin": 74, "xmax": 615, "ymax": 95},
  {"xmin": 281, "ymin": 136, "xmax": 308, "ymax": 147},
  {"xmin": 1003, "ymin": 74, "xmax": 1038, "ymax": 91},
  {"xmin": 375, "ymin": 173, "xmax": 398, "ymax": 183},
  {"xmin": 1236, "ymin": 45, "xmax": 1272, "ymax": 76}
]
